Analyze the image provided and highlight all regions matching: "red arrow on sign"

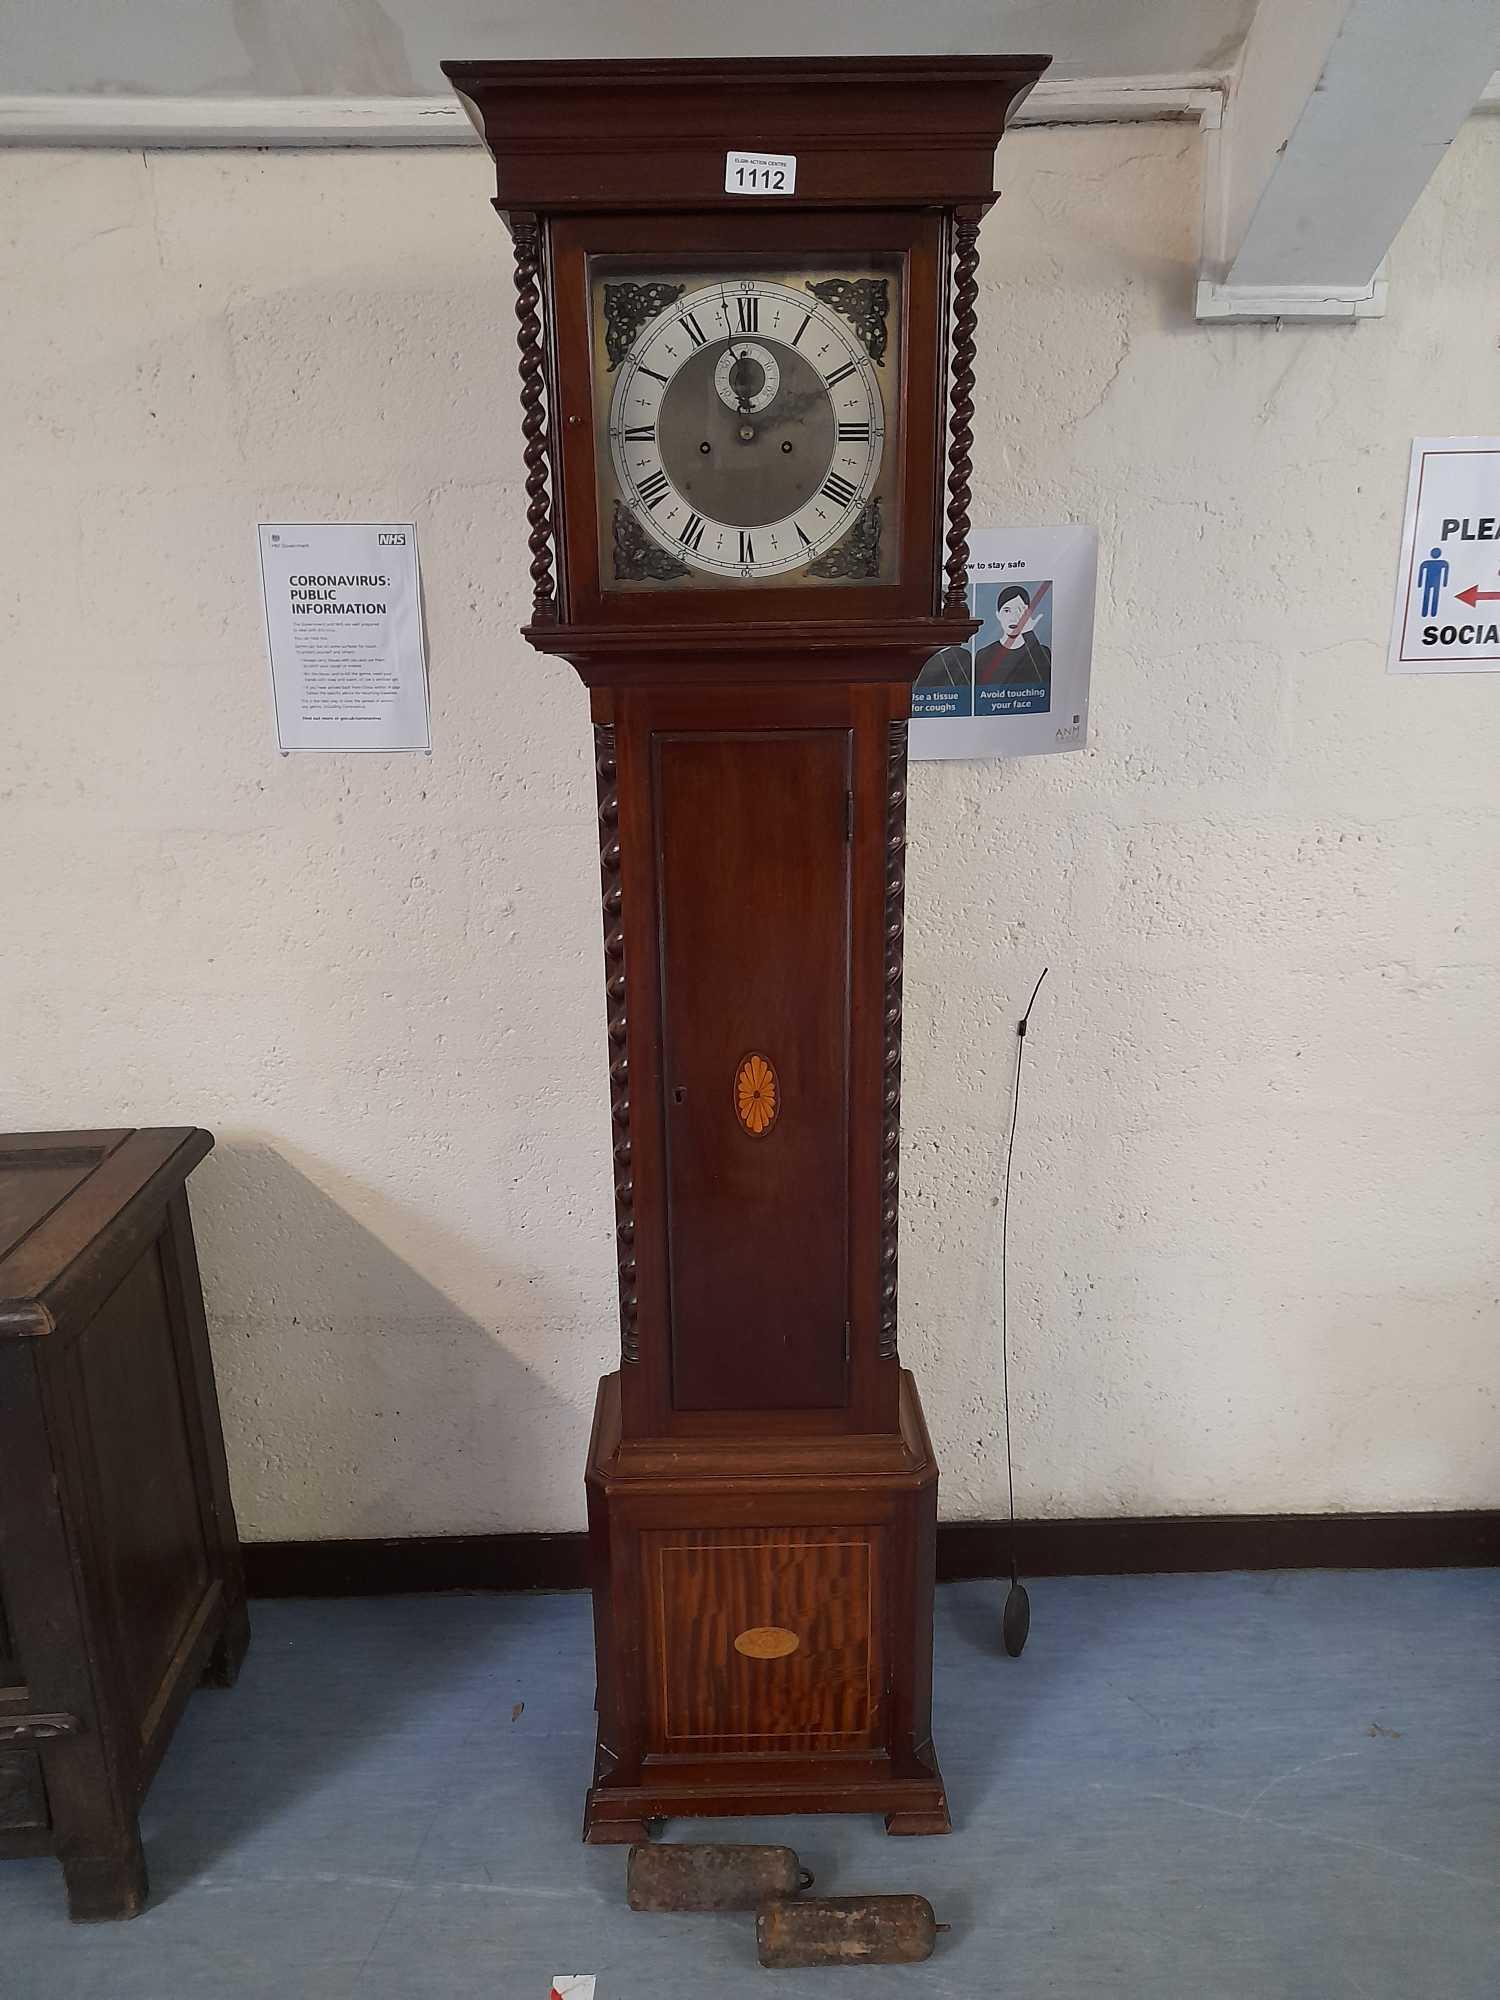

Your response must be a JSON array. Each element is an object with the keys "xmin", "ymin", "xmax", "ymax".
[{"xmin": 1455, "ymin": 583, "xmax": 1500, "ymax": 607}]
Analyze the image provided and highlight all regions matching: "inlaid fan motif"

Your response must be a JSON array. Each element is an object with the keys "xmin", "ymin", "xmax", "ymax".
[{"xmin": 734, "ymin": 1053, "xmax": 779, "ymax": 1138}]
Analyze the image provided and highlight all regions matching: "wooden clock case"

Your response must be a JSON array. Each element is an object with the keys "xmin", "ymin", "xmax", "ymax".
[{"xmin": 443, "ymin": 54, "xmax": 1047, "ymax": 1840}]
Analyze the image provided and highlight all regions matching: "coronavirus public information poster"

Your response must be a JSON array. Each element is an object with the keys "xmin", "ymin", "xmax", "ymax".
[
  {"xmin": 1389, "ymin": 439, "xmax": 1500, "ymax": 675},
  {"xmin": 257, "ymin": 522, "xmax": 431, "ymax": 750}
]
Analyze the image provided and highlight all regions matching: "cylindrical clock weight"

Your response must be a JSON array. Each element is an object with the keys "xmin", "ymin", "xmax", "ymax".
[{"xmin": 442, "ymin": 52, "xmax": 1050, "ymax": 1839}]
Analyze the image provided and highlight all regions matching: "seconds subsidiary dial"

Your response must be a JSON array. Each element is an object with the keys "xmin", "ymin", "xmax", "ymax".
[{"xmin": 606, "ymin": 279, "xmax": 887, "ymax": 581}]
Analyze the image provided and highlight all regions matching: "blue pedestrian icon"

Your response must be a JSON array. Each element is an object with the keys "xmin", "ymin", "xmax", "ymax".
[{"xmin": 1417, "ymin": 546, "xmax": 1449, "ymax": 617}]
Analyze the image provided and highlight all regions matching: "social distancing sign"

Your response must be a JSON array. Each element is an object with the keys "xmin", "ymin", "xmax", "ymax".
[{"xmin": 1389, "ymin": 438, "xmax": 1500, "ymax": 674}]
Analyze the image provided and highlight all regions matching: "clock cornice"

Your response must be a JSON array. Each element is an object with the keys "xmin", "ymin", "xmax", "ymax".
[{"xmin": 442, "ymin": 55, "xmax": 1049, "ymax": 219}]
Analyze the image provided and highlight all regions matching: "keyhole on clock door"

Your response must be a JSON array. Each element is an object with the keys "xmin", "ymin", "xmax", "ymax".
[{"xmin": 672, "ymin": 1086, "xmax": 687, "ymax": 1105}]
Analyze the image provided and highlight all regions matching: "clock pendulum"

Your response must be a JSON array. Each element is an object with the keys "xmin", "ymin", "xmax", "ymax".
[{"xmin": 443, "ymin": 52, "xmax": 1050, "ymax": 1839}]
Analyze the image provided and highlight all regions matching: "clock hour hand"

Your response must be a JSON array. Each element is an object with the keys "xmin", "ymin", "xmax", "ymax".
[{"xmin": 731, "ymin": 345, "xmax": 756, "ymax": 415}]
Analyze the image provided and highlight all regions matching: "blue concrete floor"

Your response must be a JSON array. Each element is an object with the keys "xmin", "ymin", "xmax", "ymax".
[{"xmin": 3, "ymin": 1572, "xmax": 1496, "ymax": 1998}]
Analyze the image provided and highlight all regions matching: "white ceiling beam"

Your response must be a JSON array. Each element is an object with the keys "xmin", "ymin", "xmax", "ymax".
[
  {"xmin": 1198, "ymin": 0, "xmax": 1500, "ymax": 322},
  {"xmin": 0, "ymin": 94, "xmax": 479, "ymax": 148},
  {"xmin": 5, "ymin": 66, "xmax": 1499, "ymax": 154},
  {"xmin": 0, "ymin": 75, "xmax": 1229, "ymax": 151}
]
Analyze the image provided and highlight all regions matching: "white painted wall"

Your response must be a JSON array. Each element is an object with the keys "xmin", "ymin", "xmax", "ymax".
[{"xmin": 2, "ymin": 120, "xmax": 1497, "ymax": 1540}]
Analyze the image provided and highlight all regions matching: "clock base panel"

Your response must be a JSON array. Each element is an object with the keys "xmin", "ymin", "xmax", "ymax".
[
  {"xmin": 582, "ymin": 1369, "xmax": 949, "ymax": 1839},
  {"xmin": 582, "ymin": 1757, "xmax": 951, "ymax": 1843}
]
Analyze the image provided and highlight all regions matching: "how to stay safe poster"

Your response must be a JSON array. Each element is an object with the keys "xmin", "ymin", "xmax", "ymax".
[{"xmin": 911, "ymin": 525, "xmax": 1097, "ymax": 761}]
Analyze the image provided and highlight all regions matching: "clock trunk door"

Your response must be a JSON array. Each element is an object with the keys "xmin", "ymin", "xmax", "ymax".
[{"xmin": 654, "ymin": 728, "xmax": 851, "ymax": 1411}]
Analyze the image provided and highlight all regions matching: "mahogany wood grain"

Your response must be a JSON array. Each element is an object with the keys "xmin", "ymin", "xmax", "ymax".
[
  {"xmin": 510, "ymin": 213, "xmax": 558, "ymax": 623},
  {"xmin": 444, "ymin": 57, "xmax": 1048, "ymax": 216},
  {"xmin": 538, "ymin": 618, "xmax": 979, "ymax": 686},
  {"xmin": 943, "ymin": 213, "xmax": 982, "ymax": 613},
  {"xmin": 445, "ymin": 52, "xmax": 1042, "ymax": 1839},
  {"xmin": 605, "ymin": 681, "xmax": 903, "ymax": 1442},
  {"xmin": 878, "ymin": 719, "xmax": 909, "ymax": 1358},
  {"xmin": 583, "ymin": 1370, "xmax": 948, "ymax": 1838},
  {"xmin": 645, "ymin": 1526, "xmax": 881, "ymax": 1752},
  {"xmin": 593, "ymin": 724, "xmax": 639, "ymax": 1369},
  {"xmin": 656, "ymin": 728, "xmax": 851, "ymax": 1411}
]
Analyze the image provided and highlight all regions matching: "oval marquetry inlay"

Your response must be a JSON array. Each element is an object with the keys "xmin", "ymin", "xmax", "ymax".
[
  {"xmin": 734, "ymin": 1625, "xmax": 801, "ymax": 1660},
  {"xmin": 734, "ymin": 1052, "xmax": 779, "ymax": 1138}
]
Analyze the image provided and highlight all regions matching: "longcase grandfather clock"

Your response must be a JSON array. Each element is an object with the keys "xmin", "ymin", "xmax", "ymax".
[{"xmin": 444, "ymin": 54, "xmax": 1048, "ymax": 1838}]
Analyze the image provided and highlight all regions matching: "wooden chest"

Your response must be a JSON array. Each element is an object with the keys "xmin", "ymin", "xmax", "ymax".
[{"xmin": 0, "ymin": 1128, "xmax": 247, "ymax": 1919}]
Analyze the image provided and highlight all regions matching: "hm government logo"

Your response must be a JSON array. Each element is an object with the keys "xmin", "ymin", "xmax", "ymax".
[
  {"xmin": 1055, "ymin": 713, "xmax": 1082, "ymax": 744},
  {"xmin": 379, "ymin": 531, "xmax": 408, "ymax": 546}
]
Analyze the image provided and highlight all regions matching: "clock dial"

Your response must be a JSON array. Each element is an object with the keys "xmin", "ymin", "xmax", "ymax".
[{"xmin": 591, "ymin": 260, "xmax": 902, "ymax": 589}]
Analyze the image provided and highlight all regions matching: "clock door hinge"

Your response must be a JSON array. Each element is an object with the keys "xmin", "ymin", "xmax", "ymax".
[
  {"xmin": 844, "ymin": 789, "xmax": 854, "ymax": 843},
  {"xmin": 842, "ymin": 1320, "xmax": 851, "ymax": 1367}
]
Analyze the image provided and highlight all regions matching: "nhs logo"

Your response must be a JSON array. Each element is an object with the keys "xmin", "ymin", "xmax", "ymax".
[{"xmin": 379, "ymin": 531, "xmax": 408, "ymax": 546}]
